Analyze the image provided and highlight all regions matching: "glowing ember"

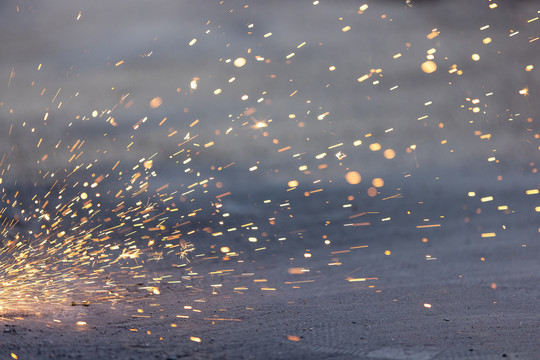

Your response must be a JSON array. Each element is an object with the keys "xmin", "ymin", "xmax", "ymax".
[
  {"xmin": 234, "ymin": 57, "xmax": 247, "ymax": 67},
  {"xmin": 421, "ymin": 60, "xmax": 437, "ymax": 73},
  {"xmin": 345, "ymin": 171, "xmax": 362, "ymax": 185},
  {"xmin": 372, "ymin": 178, "xmax": 384, "ymax": 188},
  {"xmin": 149, "ymin": 97, "xmax": 163, "ymax": 109},
  {"xmin": 383, "ymin": 149, "xmax": 396, "ymax": 159}
]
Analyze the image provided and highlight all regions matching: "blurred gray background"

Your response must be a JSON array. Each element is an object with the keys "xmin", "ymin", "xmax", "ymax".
[{"xmin": 0, "ymin": 0, "xmax": 539, "ymax": 254}]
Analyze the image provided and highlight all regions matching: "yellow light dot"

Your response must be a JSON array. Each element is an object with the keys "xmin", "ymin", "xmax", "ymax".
[
  {"xmin": 372, "ymin": 178, "xmax": 384, "ymax": 187},
  {"xmin": 345, "ymin": 171, "xmax": 362, "ymax": 185},
  {"xmin": 149, "ymin": 97, "xmax": 163, "ymax": 109},
  {"xmin": 383, "ymin": 149, "xmax": 396, "ymax": 159},
  {"xmin": 384, "ymin": 250, "xmax": 391, "ymax": 256},
  {"xmin": 421, "ymin": 61, "xmax": 437, "ymax": 74},
  {"xmin": 234, "ymin": 57, "xmax": 247, "ymax": 67},
  {"xmin": 220, "ymin": 247, "xmax": 230, "ymax": 253},
  {"xmin": 369, "ymin": 143, "xmax": 381, "ymax": 151},
  {"xmin": 80, "ymin": 192, "xmax": 88, "ymax": 200},
  {"xmin": 472, "ymin": 54, "xmax": 480, "ymax": 61},
  {"xmin": 483, "ymin": 37, "xmax": 492, "ymax": 44},
  {"xmin": 288, "ymin": 180, "xmax": 299, "ymax": 188},
  {"xmin": 144, "ymin": 160, "xmax": 153, "ymax": 169}
]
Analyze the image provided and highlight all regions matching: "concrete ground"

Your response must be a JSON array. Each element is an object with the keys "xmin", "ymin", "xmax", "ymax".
[{"xmin": 1, "ymin": 224, "xmax": 539, "ymax": 359}]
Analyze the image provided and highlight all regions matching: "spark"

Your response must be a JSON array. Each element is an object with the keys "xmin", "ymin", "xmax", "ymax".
[
  {"xmin": 421, "ymin": 61, "xmax": 437, "ymax": 73},
  {"xmin": 234, "ymin": 58, "xmax": 246, "ymax": 67}
]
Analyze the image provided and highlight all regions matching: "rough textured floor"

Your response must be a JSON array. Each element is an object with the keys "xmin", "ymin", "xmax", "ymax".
[{"xmin": 1, "ymin": 225, "xmax": 538, "ymax": 359}]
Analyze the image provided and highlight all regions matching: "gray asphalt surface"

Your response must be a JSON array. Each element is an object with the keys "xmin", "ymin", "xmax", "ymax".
[{"xmin": 0, "ymin": 0, "xmax": 539, "ymax": 359}]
